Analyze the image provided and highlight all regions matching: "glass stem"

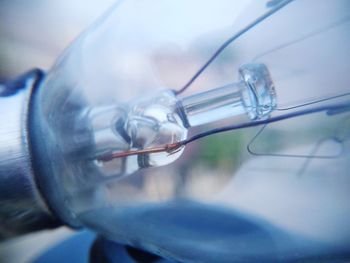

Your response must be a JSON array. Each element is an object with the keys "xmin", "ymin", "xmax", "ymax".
[
  {"xmin": 177, "ymin": 63, "xmax": 277, "ymax": 128},
  {"xmin": 179, "ymin": 82, "xmax": 247, "ymax": 127}
]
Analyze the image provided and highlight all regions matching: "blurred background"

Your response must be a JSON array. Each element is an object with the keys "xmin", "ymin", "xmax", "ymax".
[{"xmin": 0, "ymin": 0, "xmax": 117, "ymax": 80}]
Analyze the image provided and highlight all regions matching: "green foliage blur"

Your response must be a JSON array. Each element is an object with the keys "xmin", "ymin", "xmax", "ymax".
[{"xmin": 192, "ymin": 131, "xmax": 244, "ymax": 172}]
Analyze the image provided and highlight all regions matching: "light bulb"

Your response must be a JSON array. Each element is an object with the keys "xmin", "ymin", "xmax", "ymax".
[{"xmin": 29, "ymin": 0, "xmax": 350, "ymax": 261}]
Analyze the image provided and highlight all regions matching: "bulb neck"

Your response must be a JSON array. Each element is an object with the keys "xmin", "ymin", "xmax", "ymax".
[{"xmin": 178, "ymin": 63, "xmax": 277, "ymax": 127}]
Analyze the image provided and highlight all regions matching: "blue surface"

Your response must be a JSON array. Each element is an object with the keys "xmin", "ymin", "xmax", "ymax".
[
  {"xmin": 32, "ymin": 231, "xmax": 96, "ymax": 263},
  {"xmin": 80, "ymin": 201, "xmax": 332, "ymax": 262},
  {"xmin": 31, "ymin": 201, "xmax": 350, "ymax": 262}
]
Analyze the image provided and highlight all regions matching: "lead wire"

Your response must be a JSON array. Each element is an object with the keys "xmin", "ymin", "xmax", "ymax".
[{"xmin": 174, "ymin": 0, "xmax": 295, "ymax": 95}]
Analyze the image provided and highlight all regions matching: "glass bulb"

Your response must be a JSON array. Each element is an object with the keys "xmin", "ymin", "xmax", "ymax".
[{"xmin": 30, "ymin": 0, "xmax": 350, "ymax": 261}]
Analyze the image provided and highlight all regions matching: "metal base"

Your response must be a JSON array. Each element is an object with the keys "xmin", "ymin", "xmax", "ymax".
[{"xmin": 0, "ymin": 70, "xmax": 61, "ymax": 239}]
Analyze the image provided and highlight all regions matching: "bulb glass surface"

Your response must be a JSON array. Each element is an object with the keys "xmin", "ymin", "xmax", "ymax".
[{"xmin": 32, "ymin": 0, "xmax": 350, "ymax": 261}]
